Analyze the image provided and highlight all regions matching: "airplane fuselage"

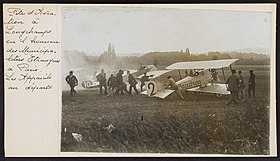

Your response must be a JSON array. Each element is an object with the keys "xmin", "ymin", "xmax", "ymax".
[{"xmin": 177, "ymin": 69, "xmax": 212, "ymax": 89}]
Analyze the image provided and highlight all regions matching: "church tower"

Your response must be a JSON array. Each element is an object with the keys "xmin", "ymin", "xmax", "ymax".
[
  {"xmin": 185, "ymin": 48, "xmax": 191, "ymax": 57},
  {"xmin": 112, "ymin": 45, "xmax": 116, "ymax": 58},
  {"xmin": 108, "ymin": 43, "xmax": 112, "ymax": 53}
]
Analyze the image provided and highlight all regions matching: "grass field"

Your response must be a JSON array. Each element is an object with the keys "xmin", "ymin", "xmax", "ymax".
[{"xmin": 61, "ymin": 65, "xmax": 271, "ymax": 154}]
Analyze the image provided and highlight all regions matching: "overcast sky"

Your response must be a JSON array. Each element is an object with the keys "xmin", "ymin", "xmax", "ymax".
[{"xmin": 62, "ymin": 6, "xmax": 272, "ymax": 55}]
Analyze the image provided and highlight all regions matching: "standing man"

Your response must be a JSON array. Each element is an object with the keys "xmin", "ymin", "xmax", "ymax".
[
  {"xmin": 127, "ymin": 71, "xmax": 139, "ymax": 95},
  {"xmin": 225, "ymin": 70, "xmax": 239, "ymax": 106},
  {"xmin": 96, "ymin": 69, "xmax": 107, "ymax": 95},
  {"xmin": 65, "ymin": 71, "xmax": 78, "ymax": 95},
  {"xmin": 248, "ymin": 70, "xmax": 256, "ymax": 98},
  {"xmin": 140, "ymin": 73, "xmax": 149, "ymax": 92},
  {"xmin": 166, "ymin": 76, "xmax": 184, "ymax": 100},
  {"xmin": 238, "ymin": 71, "xmax": 245, "ymax": 99},
  {"xmin": 115, "ymin": 70, "xmax": 129, "ymax": 95},
  {"xmin": 107, "ymin": 74, "xmax": 117, "ymax": 96}
]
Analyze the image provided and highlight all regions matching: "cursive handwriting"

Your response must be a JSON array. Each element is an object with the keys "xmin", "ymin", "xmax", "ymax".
[
  {"xmin": 7, "ymin": 7, "xmax": 56, "ymax": 16},
  {"xmin": 19, "ymin": 73, "xmax": 52, "ymax": 84},
  {"xmin": 25, "ymin": 83, "xmax": 52, "ymax": 92},
  {"xmin": 4, "ymin": 6, "xmax": 59, "ymax": 92}
]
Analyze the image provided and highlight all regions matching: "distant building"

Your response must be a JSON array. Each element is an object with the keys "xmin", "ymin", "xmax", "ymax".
[
  {"xmin": 99, "ymin": 43, "xmax": 117, "ymax": 64},
  {"xmin": 185, "ymin": 48, "xmax": 191, "ymax": 57}
]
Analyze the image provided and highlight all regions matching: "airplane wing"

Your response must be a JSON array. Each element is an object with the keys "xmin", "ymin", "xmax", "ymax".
[
  {"xmin": 81, "ymin": 80, "xmax": 100, "ymax": 89},
  {"xmin": 186, "ymin": 83, "xmax": 230, "ymax": 95},
  {"xmin": 141, "ymin": 80, "xmax": 175, "ymax": 99},
  {"xmin": 141, "ymin": 89, "xmax": 175, "ymax": 99},
  {"xmin": 166, "ymin": 59, "xmax": 238, "ymax": 70},
  {"xmin": 137, "ymin": 70, "xmax": 172, "ymax": 79}
]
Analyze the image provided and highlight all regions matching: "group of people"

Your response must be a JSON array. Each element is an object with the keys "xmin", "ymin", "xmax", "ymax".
[
  {"xmin": 96, "ymin": 69, "xmax": 148, "ymax": 96},
  {"xmin": 225, "ymin": 69, "xmax": 256, "ymax": 106},
  {"xmin": 65, "ymin": 68, "xmax": 256, "ymax": 104}
]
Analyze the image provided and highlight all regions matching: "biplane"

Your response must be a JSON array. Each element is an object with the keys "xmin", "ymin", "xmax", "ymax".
[
  {"xmin": 81, "ymin": 65, "xmax": 158, "ymax": 89},
  {"xmin": 141, "ymin": 59, "xmax": 239, "ymax": 99}
]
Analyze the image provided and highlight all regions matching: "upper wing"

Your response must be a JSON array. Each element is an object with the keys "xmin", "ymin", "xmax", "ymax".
[
  {"xmin": 186, "ymin": 83, "xmax": 230, "ymax": 95},
  {"xmin": 166, "ymin": 59, "xmax": 238, "ymax": 70}
]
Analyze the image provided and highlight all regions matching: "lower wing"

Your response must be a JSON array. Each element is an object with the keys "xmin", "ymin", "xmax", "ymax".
[
  {"xmin": 141, "ymin": 89, "xmax": 175, "ymax": 99},
  {"xmin": 186, "ymin": 83, "xmax": 230, "ymax": 95}
]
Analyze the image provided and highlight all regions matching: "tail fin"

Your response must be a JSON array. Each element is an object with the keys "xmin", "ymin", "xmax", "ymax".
[
  {"xmin": 145, "ymin": 80, "xmax": 175, "ymax": 99},
  {"xmin": 145, "ymin": 80, "xmax": 159, "ymax": 96}
]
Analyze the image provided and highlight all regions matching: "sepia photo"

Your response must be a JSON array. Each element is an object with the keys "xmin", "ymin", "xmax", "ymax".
[
  {"xmin": 3, "ymin": 4, "xmax": 276, "ymax": 157},
  {"xmin": 60, "ymin": 5, "xmax": 275, "ymax": 155}
]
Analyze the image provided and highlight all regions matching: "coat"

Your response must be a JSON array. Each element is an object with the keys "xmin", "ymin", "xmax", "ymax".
[
  {"xmin": 226, "ymin": 74, "xmax": 239, "ymax": 92},
  {"xmin": 248, "ymin": 73, "xmax": 256, "ymax": 87},
  {"xmin": 66, "ymin": 75, "xmax": 78, "ymax": 87}
]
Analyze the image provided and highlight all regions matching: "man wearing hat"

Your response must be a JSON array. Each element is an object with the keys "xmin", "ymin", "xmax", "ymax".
[
  {"xmin": 115, "ymin": 69, "xmax": 129, "ymax": 95},
  {"xmin": 225, "ymin": 69, "xmax": 239, "ymax": 106},
  {"xmin": 248, "ymin": 70, "xmax": 256, "ymax": 98},
  {"xmin": 96, "ymin": 69, "xmax": 107, "ymax": 95},
  {"xmin": 127, "ymin": 70, "xmax": 139, "ymax": 95},
  {"xmin": 238, "ymin": 71, "xmax": 245, "ymax": 99},
  {"xmin": 65, "ymin": 71, "xmax": 78, "ymax": 95}
]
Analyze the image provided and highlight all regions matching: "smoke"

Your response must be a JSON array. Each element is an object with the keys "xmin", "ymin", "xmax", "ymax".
[{"xmin": 62, "ymin": 50, "xmax": 119, "ymax": 91}]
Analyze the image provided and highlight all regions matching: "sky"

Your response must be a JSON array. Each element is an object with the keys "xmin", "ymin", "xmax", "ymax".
[{"xmin": 62, "ymin": 6, "xmax": 272, "ymax": 55}]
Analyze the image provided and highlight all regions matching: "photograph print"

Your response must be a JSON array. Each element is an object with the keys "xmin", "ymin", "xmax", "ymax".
[{"xmin": 61, "ymin": 5, "xmax": 274, "ymax": 155}]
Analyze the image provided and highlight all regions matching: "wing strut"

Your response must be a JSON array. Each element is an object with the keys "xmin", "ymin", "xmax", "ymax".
[
  {"xmin": 222, "ymin": 67, "xmax": 227, "ymax": 88},
  {"xmin": 229, "ymin": 65, "xmax": 233, "ymax": 71},
  {"xmin": 178, "ymin": 70, "xmax": 182, "ymax": 79}
]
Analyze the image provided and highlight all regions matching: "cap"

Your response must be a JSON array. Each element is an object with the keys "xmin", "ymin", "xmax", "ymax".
[{"xmin": 231, "ymin": 69, "xmax": 236, "ymax": 74}]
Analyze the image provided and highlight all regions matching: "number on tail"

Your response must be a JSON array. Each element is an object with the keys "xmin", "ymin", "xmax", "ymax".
[
  {"xmin": 148, "ymin": 82, "xmax": 156, "ymax": 96},
  {"xmin": 82, "ymin": 81, "xmax": 93, "ymax": 88}
]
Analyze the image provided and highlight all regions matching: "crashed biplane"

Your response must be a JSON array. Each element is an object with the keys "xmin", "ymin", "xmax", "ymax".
[
  {"xmin": 142, "ymin": 59, "xmax": 239, "ymax": 99},
  {"xmin": 81, "ymin": 65, "xmax": 158, "ymax": 89}
]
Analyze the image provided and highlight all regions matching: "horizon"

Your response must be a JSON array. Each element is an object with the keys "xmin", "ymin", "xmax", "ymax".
[
  {"xmin": 64, "ymin": 46, "xmax": 271, "ymax": 57},
  {"xmin": 63, "ymin": 7, "xmax": 272, "ymax": 55}
]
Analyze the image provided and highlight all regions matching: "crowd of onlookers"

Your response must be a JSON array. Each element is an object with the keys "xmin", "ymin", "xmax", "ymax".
[{"xmin": 65, "ymin": 68, "xmax": 256, "ymax": 106}]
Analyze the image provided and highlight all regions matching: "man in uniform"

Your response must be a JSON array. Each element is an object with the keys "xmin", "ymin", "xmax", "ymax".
[
  {"xmin": 65, "ymin": 71, "xmax": 78, "ymax": 95},
  {"xmin": 115, "ymin": 70, "xmax": 129, "ymax": 95},
  {"xmin": 166, "ymin": 76, "xmax": 184, "ymax": 100},
  {"xmin": 248, "ymin": 70, "xmax": 256, "ymax": 98},
  {"xmin": 225, "ymin": 70, "xmax": 239, "ymax": 106},
  {"xmin": 96, "ymin": 69, "xmax": 107, "ymax": 95},
  {"xmin": 107, "ymin": 74, "xmax": 117, "ymax": 96},
  {"xmin": 127, "ymin": 71, "xmax": 139, "ymax": 95},
  {"xmin": 140, "ymin": 72, "xmax": 149, "ymax": 92},
  {"xmin": 238, "ymin": 71, "xmax": 245, "ymax": 99}
]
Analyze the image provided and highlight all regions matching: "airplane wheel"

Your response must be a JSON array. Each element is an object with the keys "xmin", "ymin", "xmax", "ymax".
[{"xmin": 215, "ymin": 94, "xmax": 223, "ymax": 97}]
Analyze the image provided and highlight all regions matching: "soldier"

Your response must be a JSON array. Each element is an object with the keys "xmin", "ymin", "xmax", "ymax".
[
  {"xmin": 248, "ymin": 70, "xmax": 256, "ymax": 98},
  {"xmin": 96, "ymin": 69, "xmax": 107, "ymax": 95},
  {"xmin": 238, "ymin": 71, "xmax": 245, "ymax": 99},
  {"xmin": 225, "ymin": 70, "xmax": 239, "ymax": 106},
  {"xmin": 127, "ymin": 71, "xmax": 139, "ymax": 95},
  {"xmin": 115, "ymin": 70, "xmax": 129, "ymax": 95},
  {"xmin": 107, "ymin": 74, "xmax": 117, "ymax": 96},
  {"xmin": 65, "ymin": 71, "xmax": 78, "ymax": 95},
  {"xmin": 166, "ymin": 76, "xmax": 184, "ymax": 100},
  {"xmin": 140, "ymin": 72, "xmax": 149, "ymax": 92}
]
